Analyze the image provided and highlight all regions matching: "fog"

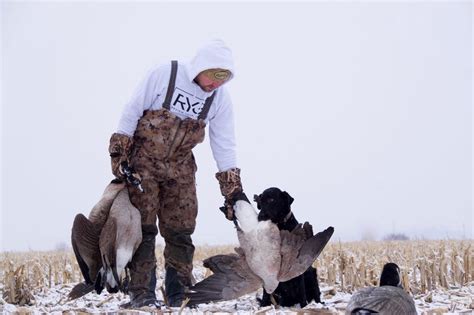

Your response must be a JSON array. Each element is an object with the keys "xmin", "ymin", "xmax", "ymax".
[{"xmin": 1, "ymin": 1, "xmax": 472, "ymax": 251}]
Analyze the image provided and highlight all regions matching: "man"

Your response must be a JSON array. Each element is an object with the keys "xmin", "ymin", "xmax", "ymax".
[{"xmin": 108, "ymin": 39, "xmax": 243, "ymax": 308}]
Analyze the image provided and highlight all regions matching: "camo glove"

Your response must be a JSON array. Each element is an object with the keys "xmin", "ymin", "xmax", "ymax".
[
  {"xmin": 108, "ymin": 133, "xmax": 133, "ymax": 180},
  {"xmin": 215, "ymin": 168, "xmax": 243, "ymax": 220}
]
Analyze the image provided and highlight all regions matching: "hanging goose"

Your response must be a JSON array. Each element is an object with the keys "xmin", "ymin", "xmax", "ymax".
[
  {"xmin": 68, "ymin": 179, "xmax": 142, "ymax": 299},
  {"xmin": 345, "ymin": 262, "xmax": 417, "ymax": 315},
  {"xmin": 186, "ymin": 192, "xmax": 334, "ymax": 305},
  {"xmin": 97, "ymin": 187, "xmax": 142, "ymax": 293},
  {"xmin": 69, "ymin": 179, "xmax": 125, "ymax": 299}
]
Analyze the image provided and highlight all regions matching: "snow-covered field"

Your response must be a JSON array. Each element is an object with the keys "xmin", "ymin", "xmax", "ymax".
[
  {"xmin": 1, "ymin": 241, "xmax": 473, "ymax": 314},
  {"xmin": 1, "ymin": 270, "xmax": 473, "ymax": 314}
]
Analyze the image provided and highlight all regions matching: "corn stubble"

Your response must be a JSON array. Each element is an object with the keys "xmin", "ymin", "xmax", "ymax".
[{"xmin": 1, "ymin": 241, "xmax": 472, "ymax": 307}]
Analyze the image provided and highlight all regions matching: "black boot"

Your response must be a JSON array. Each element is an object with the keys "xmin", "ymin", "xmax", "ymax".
[
  {"xmin": 121, "ymin": 225, "xmax": 162, "ymax": 309},
  {"xmin": 165, "ymin": 266, "xmax": 185, "ymax": 307}
]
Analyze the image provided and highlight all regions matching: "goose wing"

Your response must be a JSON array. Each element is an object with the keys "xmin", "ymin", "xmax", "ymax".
[
  {"xmin": 186, "ymin": 248, "xmax": 262, "ymax": 306},
  {"xmin": 278, "ymin": 224, "xmax": 334, "ymax": 282},
  {"xmin": 68, "ymin": 282, "xmax": 95, "ymax": 300},
  {"xmin": 69, "ymin": 213, "xmax": 101, "ymax": 299},
  {"xmin": 346, "ymin": 286, "xmax": 417, "ymax": 315}
]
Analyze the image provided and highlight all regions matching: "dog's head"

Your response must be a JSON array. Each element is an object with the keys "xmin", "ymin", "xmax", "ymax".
[{"xmin": 254, "ymin": 187, "xmax": 294, "ymax": 224}]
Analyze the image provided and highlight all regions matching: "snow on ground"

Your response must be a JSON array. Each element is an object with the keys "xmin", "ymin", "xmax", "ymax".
[{"xmin": 1, "ymin": 265, "xmax": 473, "ymax": 314}]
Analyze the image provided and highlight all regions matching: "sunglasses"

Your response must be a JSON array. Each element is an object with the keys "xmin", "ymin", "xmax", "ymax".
[{"xmin": 202, "ymin": 69, "xmax": 231, "ymax": 82}]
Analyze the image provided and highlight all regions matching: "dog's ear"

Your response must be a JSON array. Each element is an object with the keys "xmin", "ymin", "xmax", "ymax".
[
  {"xmin": 281, "ymin": 191, "xmax": 294, "ymax": 207},
  {"xmin": 253, "ymin": 194, "xmax": 262, "ymax": 210}
]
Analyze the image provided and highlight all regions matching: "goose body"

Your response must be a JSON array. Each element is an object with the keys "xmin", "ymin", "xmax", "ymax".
[
  {"xmin": 346, "ymin": 286, "xmax": 416, "ymax": 315},
  {"xmin": 235, "ymin": 200, "xmax": 281, "ymax": 293},
  {"xmin": 70, "ymin": 180, "xmax": 125, "ymax": 298},
  {"xmin": 87, "ymin": 180, "xmax": 126, "ymax": 227},
  {"xmin": 98, "ymin": 188, "xmax": 142, "ymax": 292},
  {"xmin": 69, "ymin": 180, "xmax": 142, "ymax": 300},
  {"xmin": 346, "ymin": 263, "xmax": 416, "ymax": 315}
]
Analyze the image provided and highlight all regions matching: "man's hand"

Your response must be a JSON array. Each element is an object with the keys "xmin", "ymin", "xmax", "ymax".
[
  {"xmin": 219, "ymin": 191, "xmax": 250, "ymax": 220},
  {"xmin": 219, "ymin": 203, "xmax": 234, "ymax": 221},
  {"xmin": 119, "ymin": 161, "xmax": 144, "ymax": 192},
  {"xmin": 215, "ymin": 168, "xmax": 243, "ymax": 221},
  {"xmin": 109, "ymin": 133, "xmax": 133, "ymax": 180}
]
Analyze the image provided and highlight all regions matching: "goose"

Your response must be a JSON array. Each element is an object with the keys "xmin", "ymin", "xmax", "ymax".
[
  {"xmin": 69, "ymin": 179, "xmax": 124, "ymax": 299},
  {"xmin": 186, "ymin": 193, "xmax": 334, "ymax": 305},
  {"xmin": 97, "ymin": 188, "xmax": 142, "ymax": 293},
  {"xmin": 345, "ymin": 263, "xmax": 417, "ymax": 315},
  {"xmin": 69, "ymin": 179, "xmax": 141, "ymax": 299}
]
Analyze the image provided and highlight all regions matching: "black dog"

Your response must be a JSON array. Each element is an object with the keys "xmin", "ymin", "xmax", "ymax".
[{"xmin": 254, "ymin": 187, "xmax": 322, "ymax": 307}]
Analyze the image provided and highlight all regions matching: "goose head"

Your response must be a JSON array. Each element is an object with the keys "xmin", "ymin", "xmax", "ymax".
[{"xmin": 380, "ymin": 262, "xmax": 402, "ymax": 288}]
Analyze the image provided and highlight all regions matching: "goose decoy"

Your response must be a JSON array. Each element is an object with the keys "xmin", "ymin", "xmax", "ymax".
[
  {"xmin": 97, "ymin": 187, "xmax": 142, "ymax": 293},
  {"xmin": 186, "ymin": 193, "xmax": 334, "ymax": 305},
  {"xmin": 346, "ymin": 263, "xmax": 417, "ymax": 315}
]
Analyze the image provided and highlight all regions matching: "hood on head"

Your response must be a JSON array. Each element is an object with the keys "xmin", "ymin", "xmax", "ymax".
[{"xmin": 188, "ymin": 39, "xmax": 235, "ymax": 83}]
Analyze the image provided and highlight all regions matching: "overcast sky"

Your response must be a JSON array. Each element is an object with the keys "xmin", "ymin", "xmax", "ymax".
[{"xmin": 1, "ymin": 1, "xmax": 472, "ymax": 252}]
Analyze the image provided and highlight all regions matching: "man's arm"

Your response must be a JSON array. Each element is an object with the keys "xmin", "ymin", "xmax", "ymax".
[
  {"xmin": 208, "ymin": 88, "xmax": 237, "ymax": 171},
  {"xmin": 209, "ymin": 88, "xmax": 243, "ymax": 220},
  {"xmin": 117, "ymin": 65, "xmax": 165, "ymax": 136},
  {"xmin": 109, "ymin": 65, "xmax": 166, "ymax": 179}
]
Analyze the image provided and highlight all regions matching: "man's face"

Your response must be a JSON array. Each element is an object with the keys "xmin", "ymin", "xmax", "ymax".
[{"xmin": 195, "ymin": 68, "xmax": 231, "ymax": 92}]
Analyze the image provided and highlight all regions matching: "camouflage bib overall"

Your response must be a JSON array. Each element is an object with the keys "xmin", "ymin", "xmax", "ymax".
[{"xmin": 127, "ymin": 61, "xmax": 215, "ymax": 300}]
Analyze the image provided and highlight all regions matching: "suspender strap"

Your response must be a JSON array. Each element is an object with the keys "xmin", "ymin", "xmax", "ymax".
[
  {"xmin": 162, "ymin": 60, "xmax": 178, "ymax": 110},
  {"xmin": 163, "ymin": 60, "xmax": 215, "ymax": 119},
  {"xmin": 198, "ymin": 92, "xmax": 216, "ymax": 120}
]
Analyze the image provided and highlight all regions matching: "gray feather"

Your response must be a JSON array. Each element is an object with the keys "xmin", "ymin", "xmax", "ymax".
[
  {"xmin": 186, "ymin": 251, "xmax": 262, "ymax": 305},
  {"xmin": 346, "ymin": 286, "xmax": 417, "ymax": 315},
  {"xmin": 278, "ymin": 225, "xmax": 334, "ymax": 282}
]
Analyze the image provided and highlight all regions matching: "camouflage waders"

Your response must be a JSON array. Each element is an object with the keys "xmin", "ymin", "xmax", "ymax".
[{"xmin": 125, "ymin": 61, "xmax": 215, "ymax": 307}]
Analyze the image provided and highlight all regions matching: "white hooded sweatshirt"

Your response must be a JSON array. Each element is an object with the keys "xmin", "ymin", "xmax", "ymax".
[{"xmin": 116, "ymin": 40, "xmax": 237, "ymax": 172}]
